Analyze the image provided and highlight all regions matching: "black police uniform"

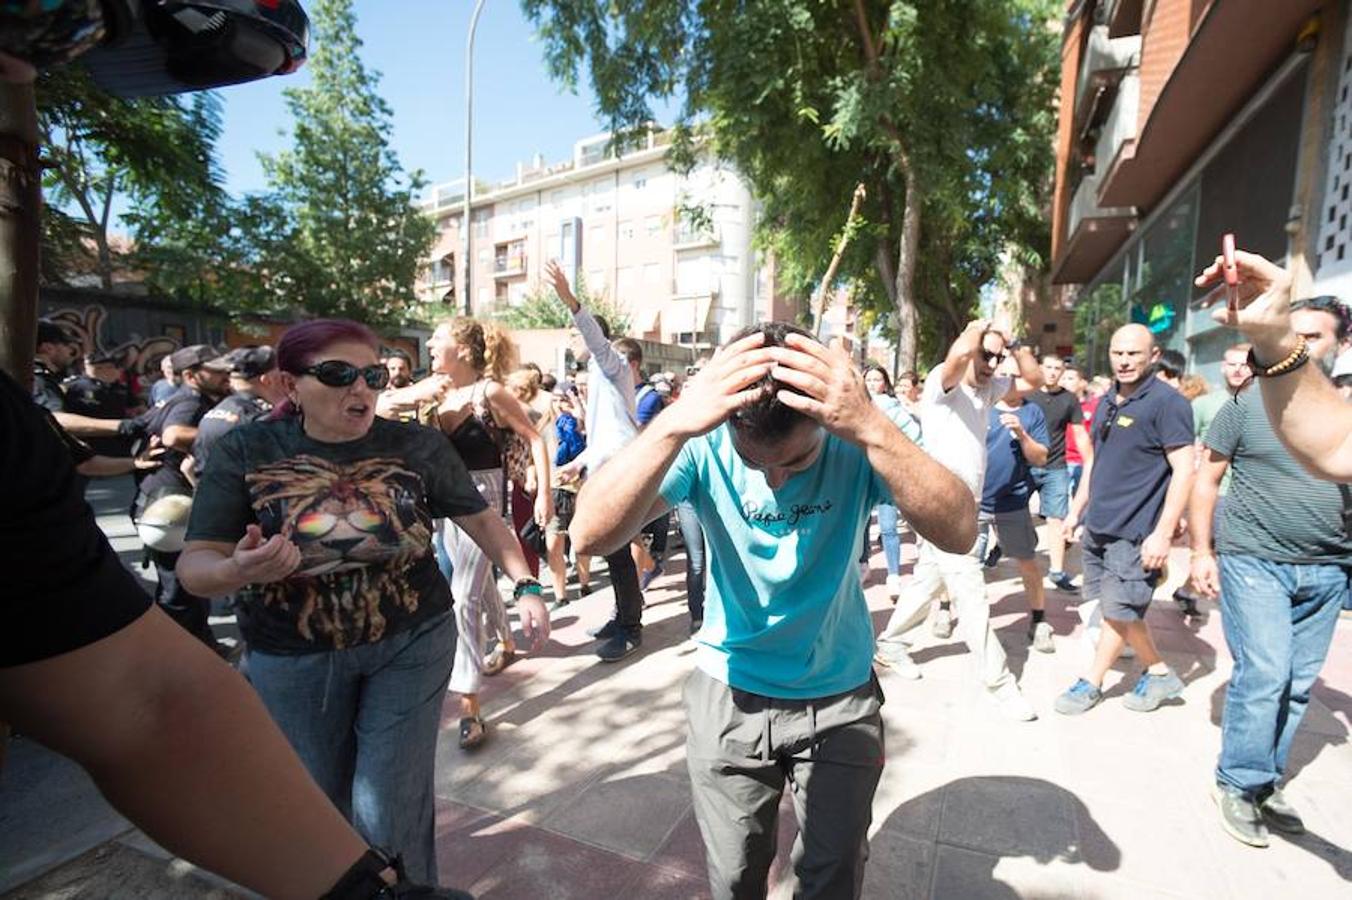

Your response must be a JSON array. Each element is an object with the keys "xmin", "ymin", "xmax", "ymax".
[
  {"xmin": 63, "ymin": 373, "xmax": 134, "ymax": 456},
  {"xmin": 123, "ymin": 384, "xmax": 220, "ymax": 648},
  {"xmin": 31, "ymin": 361, "xmax": 67, "ymax": 413},
  {"xmin": 191, "ymin": 390, "xmax": 273, "ymax": 480}
]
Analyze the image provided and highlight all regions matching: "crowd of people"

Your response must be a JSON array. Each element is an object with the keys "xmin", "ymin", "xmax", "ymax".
[{"xmin": 7, "ymin": 245, "xmax": 1352, "ymax": 898}]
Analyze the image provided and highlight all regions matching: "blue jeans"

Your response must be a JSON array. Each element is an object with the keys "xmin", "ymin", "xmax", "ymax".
[
  {"xmin": 244, "ymin": 612, "xmax": 456, "ymax": 883},
  {"xmin": 877, "ymin": 503, "xmax": 901, "ymax": 576},
  {"xmin": 1067, "ymin": 463, "xmax": 1083, "ymax": 498},
  {"xmin": 1216, "ymin": 555, "xmax": 1347, "ymax": 796},
  {"xmin": 676, "ymin": 500, "xmax": 706, "ymax": 622}
]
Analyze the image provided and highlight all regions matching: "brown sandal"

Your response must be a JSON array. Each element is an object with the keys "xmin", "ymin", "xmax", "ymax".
[{"xmin": 458, "ymin": 715, "xmax": 486, "ymax": 750}]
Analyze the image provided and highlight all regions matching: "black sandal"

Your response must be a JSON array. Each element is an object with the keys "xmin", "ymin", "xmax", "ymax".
[{"xmin": 458, "ymin": 715, "xmax": 486, "ymax": 750}]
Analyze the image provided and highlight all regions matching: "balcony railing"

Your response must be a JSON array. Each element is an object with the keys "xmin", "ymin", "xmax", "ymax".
[
  {"xmin": 1075, "ymin": 25, "xmax": 1141, "ymax": 114},
  {"xmin": 1067, "ymin": 169, "xmax": 1134, "ymax": 241},
  {"xmin": 494, "ymin": 254, "xmax": 527, "ymax": 277},
  {"xmin": 1094, "ymin": 69, "xmax": 1140, "ymax": 179},
  {"xmin": 674, "ymin": 224, "xmax": 719, "ymax": 249}
]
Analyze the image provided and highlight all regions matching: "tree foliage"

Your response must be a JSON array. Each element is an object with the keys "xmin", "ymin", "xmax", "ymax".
[
  {"xmin": 252, "ymin": 0, "xmax": 435, "ymax": 327},
  {"xmin": 522, "ymin": 0, "xmax": 1060, "ymax": 367},
  {"xmin": 493, "ymin": 273, "xmax": 632, "ymax": 335},
  {"xmin": 36, "ymin": 66, "xmax": 227, "ymax": 291}
]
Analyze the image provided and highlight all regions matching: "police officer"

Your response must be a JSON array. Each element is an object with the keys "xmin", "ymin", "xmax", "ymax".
[
  {"xmin": 186, "ymin": 346, "xmax": 285, "ymax": 484},
  {"xmin": 32, "ymin": 318, "xmax": 80, "ymax": 412},
  {"xmin": 120, "ymin": 344, "xmax": 232, "ymax": 649},
  {"xmin": 63, "ymin": 350, "xmax": 136, "ymax": 455}
]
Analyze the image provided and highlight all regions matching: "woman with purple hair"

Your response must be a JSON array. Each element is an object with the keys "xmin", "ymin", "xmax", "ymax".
[{"xmin": 176, "ymin": 319, "xmax": 549, "ymax": 886}]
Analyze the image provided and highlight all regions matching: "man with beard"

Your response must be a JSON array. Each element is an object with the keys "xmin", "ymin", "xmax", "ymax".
[
  {"xmin": 63, "ymin": 350, "xmax": 137, "ymax": 456},
  {"xmin": 120, "ymin": 345, "xmax": 233, "ymax": 649},
  {"xmin": 1187, "ymin": 296, "xmax": 1352, "ymax": 848},
  {"xmin": 187, "ymin": 346, "xmax": 287, "ymax": 485},
  {"xmin": 384, "ymin": 349, "xmax": 414, "ymax": 388}
]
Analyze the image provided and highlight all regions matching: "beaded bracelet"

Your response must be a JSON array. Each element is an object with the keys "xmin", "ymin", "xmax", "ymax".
[
  {"xmin": 512, "ymin": 577, "xmax": 544, "ymax": 601},
  {"xmin": 1247, "ymin": 335, "xmax": 1310, "ymax": 378}
]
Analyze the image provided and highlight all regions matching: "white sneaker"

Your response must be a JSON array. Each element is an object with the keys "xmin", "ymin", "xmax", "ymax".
[
  {"xmin": 991, "ymin": 682, "xmax": 1038, "ymax": 721},
  {"xmin": 886, "ymin": 573, "xmax": 903, "ymax": 598},
  {"xmin": 1031, "ymin": 621, "xmax": 1056, "ymax": 654},
  {"xmin": 874, "ymin": 646, "xmax": 922, "ymax": 679}
]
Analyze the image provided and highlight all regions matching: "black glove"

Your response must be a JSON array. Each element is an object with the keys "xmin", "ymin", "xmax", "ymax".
[
  {"xmin": 117, "ymin": 418, "xmax": 145, "ymax": 437},
  {"xmin": 320, "ymin": 849, "xmax": 474, "ymax": 900}
]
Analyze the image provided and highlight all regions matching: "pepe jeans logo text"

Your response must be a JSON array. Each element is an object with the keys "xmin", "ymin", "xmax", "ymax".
[{"xmin": 742, "ymin": 499, "xmax": 833, "ymax": 527}]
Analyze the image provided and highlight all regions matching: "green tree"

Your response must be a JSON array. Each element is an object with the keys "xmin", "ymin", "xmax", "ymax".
[
  {"xmin": 493, "ymin": 272, "xmax": 632, "ymax": 334},
  {"xmin": 522, "ymin": 0, "xmax": 1059, "ymax": 368},
  {"xmin": 254, "ymin": 0, "xmax": 435, "ymax": 326},
  {"xmin": 36, "ymin": 66, "xmax": 226, "ymax": 290}
]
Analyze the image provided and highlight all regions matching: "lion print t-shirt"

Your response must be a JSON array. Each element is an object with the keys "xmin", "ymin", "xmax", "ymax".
[{"xmin": 186, "ymin": 415, "xmax": 487, "ymax": 655}]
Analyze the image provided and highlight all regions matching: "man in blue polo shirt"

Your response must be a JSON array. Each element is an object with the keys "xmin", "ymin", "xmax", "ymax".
[
  {"xmin": 568, "ymin": 322, "xmax": 973, "ymax": 900},
  {"xmin": 1058, "ymin": 324, "xmax": 1195, "ymax": 715}
]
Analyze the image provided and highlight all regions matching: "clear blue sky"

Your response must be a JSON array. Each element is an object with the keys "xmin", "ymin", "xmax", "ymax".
[{"xmin": 213, "ymin": 0, "xmax": 667, "ymax": 197}]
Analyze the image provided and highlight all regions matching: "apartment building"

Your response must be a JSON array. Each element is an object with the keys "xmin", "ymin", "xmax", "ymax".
[
  {"xmin": 417, "ymin": 129, "xmax": 796, "ymax": 352},
  {"xmin": 1050, "ymin": 0, "xmax": 1349, "ymax": 383}
]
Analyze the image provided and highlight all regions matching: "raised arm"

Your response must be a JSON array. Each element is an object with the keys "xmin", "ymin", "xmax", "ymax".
[
  {"xmin": 936, "ymin": 319, "xmax": 989, "ymax": 392},
  {"xmin": 1196, "ymin": 248, "xmax": 1352, "ymax": 481},
  {"xmin": 570, "ymin": 332, "xmax": 775, "ymax": 556},
  {"xmin": 546, "ymin": 259, "xmax": 624, "ymax": 380},
  {"xmin": 1010, "ymin": 344, "xmax": 1044, "ymax": 395},
  {"xmin": 769, "ymin": 334, "xmax": 977, "ymax": 554}
]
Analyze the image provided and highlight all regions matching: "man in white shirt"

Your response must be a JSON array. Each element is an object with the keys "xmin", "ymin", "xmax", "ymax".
[
  {"xmin": 874, "ymin": 320, "xmax": 1044, "ymax": 721},
  {"xmin": 546, "ymin": 261, "xmax": 648, "ymax": 662}
]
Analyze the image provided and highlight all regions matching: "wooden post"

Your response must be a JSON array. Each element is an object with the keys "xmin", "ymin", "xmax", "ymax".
[{"xmin": 0, "ymin": 79, "xmax": 40, "ymax": 389}]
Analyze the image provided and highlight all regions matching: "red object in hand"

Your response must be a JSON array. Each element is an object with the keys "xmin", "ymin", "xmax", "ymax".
[{"xmin": 1222, "ymin": 233, "xmax": 1239, "ymax": 311}]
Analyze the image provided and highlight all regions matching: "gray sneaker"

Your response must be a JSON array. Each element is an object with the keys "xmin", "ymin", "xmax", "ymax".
[
  {"xmin": 1213, "ymin": 785, "xmax": 1270, "ymax": 848},
  {"xmin": 1122, "ymin": 670, "xmax": 1185, "ymax": 712},
  {"xmin": 1054, "ymin": 678, "xmax": 1102, "ymax": 715},
  {"xmin": 1258, "ymin": 786, "xmax": 1305, "ymax": 834},
  {"xmin": 1030, "ymin": 621, "xmax": 1055, "ymax": 654}
]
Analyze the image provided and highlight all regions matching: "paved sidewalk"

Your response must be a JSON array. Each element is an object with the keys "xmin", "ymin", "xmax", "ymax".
[{"xmin": 3, "ymin": 488, "xmax": 1350, "ymax": 898}]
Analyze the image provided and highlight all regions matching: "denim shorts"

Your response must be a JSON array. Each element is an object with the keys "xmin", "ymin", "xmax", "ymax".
[
  {"xmin": 1031, "ymin": 465, "xmax": 1070, "ymax": 519},
  {"xmin": 1080, "ymin": 530, "xmax": 1158, "ymax": 620}
]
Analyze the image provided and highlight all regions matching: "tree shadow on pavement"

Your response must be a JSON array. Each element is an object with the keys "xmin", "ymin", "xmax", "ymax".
[{"xmin": 866, "ymin": 775, "xmax": 1120, "ymax": 899}]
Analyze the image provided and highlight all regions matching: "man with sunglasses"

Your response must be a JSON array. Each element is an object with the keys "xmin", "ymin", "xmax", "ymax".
[
  {"xmin": 119, "ymin": 345, "xmax": 233, "ymax": 650},
  {"xmin": 874, "ymin": 319, "xmax": 1043, "ymax": 721},
  {"xmin": 1057, "ymin": 324, "xmax": 1194, "ymax": 715}
]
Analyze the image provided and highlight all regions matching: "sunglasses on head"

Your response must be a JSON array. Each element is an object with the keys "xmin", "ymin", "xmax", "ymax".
[{"xmin": 299, "ymin": 360, "xmax": 390, "ymax": 390}]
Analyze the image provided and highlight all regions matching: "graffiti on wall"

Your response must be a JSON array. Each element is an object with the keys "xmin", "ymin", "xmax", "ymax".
[{"xmin": 48, "ymin": 305, "xmax": 181, "ymax": 377}]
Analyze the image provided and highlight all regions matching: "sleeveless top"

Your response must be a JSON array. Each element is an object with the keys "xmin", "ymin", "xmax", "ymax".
[{"xmin": 445, "ymin": 380, "xmax": 502, "ymax": 472}]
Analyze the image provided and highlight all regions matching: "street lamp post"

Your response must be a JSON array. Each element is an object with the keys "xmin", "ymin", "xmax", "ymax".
[{"xmin": 462, "ymin": 0, "xmax": 487, "ymax": 317}]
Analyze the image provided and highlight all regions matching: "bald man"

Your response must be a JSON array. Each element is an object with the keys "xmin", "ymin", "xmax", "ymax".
[{"xmin": 1058, "ymin": 324, "xmax": 1195, "ymax": 715}]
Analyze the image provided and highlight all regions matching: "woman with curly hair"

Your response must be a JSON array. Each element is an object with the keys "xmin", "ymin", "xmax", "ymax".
[
  {"xmin": 383, "ymin": 317, "xmax": 553, "ymax": 750},
  {"xmin": 177, "ymin": 318, "xmax": 549, "ymax": 887}
]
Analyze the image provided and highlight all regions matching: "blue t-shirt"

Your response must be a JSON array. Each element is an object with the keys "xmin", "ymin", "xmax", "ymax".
[
  {"xmin": 636, "ymin": 385, "xmax": 665, "ymax": 427},
  {"xmin": 659, "ymin": 423, "xmax": 892, "ymax": 699},
  {"xmin": 981, "ymin": 402, "xmax": 1049, "ymax": 514}
]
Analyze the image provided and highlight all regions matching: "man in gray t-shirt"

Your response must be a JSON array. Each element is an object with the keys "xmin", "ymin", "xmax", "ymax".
[{"xmin": 1188, "ymin": 298, "xmax": 1352, "ymax": 850}]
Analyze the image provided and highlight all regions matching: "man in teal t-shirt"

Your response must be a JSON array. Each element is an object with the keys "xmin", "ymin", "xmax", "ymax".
[{"xmin": 569, "ymin": 323, "xmax": 973, "ymax": 900}]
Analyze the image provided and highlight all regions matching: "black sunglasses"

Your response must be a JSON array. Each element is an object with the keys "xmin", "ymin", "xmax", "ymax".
[
  {"xmin": 1097, "ymin": 403, "xmax": 1119, "ymax": 444},
  {"xmin": 982, "ymin": 349, "xmax": 1008, "ymax": 365},
  {"xmin": 299, "ymin": 361, "xmax": 390, "ymax": 390}
]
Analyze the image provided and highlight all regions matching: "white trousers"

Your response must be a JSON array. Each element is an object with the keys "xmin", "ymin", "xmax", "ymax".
[
  {"xmin": 444, "ymin": 468, "xmax": 512, "ymax": 696},
  {"xmin": 876, "ymin": 539, "xmax": 1015, "ymax": 691}
]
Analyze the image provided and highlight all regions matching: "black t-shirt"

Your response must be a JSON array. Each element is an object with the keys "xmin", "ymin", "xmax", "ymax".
[
  {"xmin": 131, "ymin": 385, "xmax": 215, "ymax": 502},
  {"xmin": 185, "ymin": 416, "xmax": 488, "ymax": 654},
  {"xmin": 31, "ymin": 362, "xmax": 65, "ymax": 413},
  {"xmin": 1, "ymin": 370, "xmax": 152, "ymax": 667},
  {"xmin": 191, "ymin": 390, "xmax": 273, "ymax": 480},
  {"xmin": 1026, "ymin": 387, "xmax": 1083, "ymax": 469}
]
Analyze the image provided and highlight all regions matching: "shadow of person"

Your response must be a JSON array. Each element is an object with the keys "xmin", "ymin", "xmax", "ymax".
[{"xmin": 865, "ymin": 775, "xmax": 1120, "ymax": 899}]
